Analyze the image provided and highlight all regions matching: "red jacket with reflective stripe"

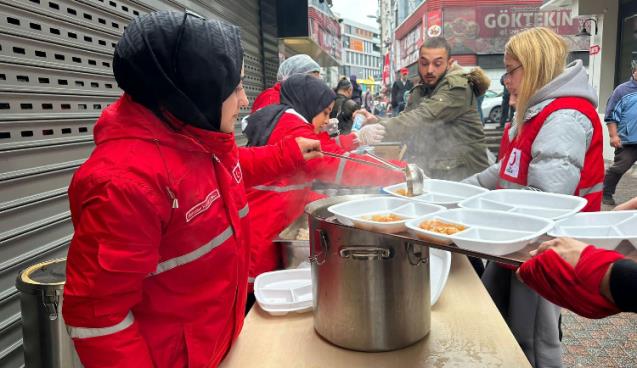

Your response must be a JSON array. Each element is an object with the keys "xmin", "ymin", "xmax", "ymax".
[
  {"xmin": 246, "ymin": 111, "xmax": 405, "ymax": 285},
  {"xmin": 497, "ymin": 97, "xmax": 604, "ymax": 211},
  {"xmin": 251, "ymin": 83, "xmax": 281, "ymax": 112},
  {"xmin": 63, "ymin": 95, "xmax": 306, "ymax": 368}
]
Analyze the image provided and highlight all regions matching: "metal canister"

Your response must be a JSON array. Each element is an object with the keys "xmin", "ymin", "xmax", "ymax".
[
  {"xmin": 16, "ymin": 258, "xmax": 81, "ymax": 368},
  {"xmin": 306, "ymin": 195, "xmax": 431, "ymax": 352}
]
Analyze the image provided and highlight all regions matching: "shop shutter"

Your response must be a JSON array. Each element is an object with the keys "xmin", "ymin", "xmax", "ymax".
[{"xmin": 0, "ymin": 0, "xmax": 273, "ymax": 366}]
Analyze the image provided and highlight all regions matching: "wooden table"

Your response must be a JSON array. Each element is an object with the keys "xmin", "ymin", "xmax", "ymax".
[{"xmin": 220, "ymin": 254, "xmax": 532, "ymax": 368}]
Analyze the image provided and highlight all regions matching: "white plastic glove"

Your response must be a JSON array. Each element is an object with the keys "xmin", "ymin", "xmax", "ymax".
[
  {"xmin": 322, "ymin": 118, "xmax": 339, "ymax": 136},
  {"xmin": 355, "ymin": 123, "xmax": 386, "ymax": 145}
]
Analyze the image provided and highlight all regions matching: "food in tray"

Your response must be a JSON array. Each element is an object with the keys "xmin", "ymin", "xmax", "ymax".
[
  {"xmin": 295, "ymin": 228, "xmax": 309, "ymax": 241},
  {"xmin": 419, "ymin": 219, "xmax": 466, "ymax": 235},
  {"xmin": 394, "ymin": 188, "xmax": 414, "ymax": 197},
  {"xmin": 362, "ymin": 214, "xmax": 404, "ymax": 222}
]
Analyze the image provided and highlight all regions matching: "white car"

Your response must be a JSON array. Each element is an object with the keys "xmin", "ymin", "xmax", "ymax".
[{"xmin": 480, "ymin": 90, "xmax": 504, "ymax": 123}]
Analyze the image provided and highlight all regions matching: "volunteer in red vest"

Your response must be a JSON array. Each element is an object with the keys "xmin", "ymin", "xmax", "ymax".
[
  {"xmin": 463, "ymin": 27, "xmax": 604, "ymax": 367},
  {"xmin": 62, "ymin": 11, "xmax": 322, "ymax": 368},
  {"xmin": 243, "ymin": 74, "xmax": 405, "ymax": 303}
]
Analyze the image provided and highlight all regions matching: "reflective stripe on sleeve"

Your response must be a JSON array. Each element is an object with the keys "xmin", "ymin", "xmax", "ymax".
[
  {"xmin": 248, "ymin": 277, "xmax": 256, "ymax": 283},
  {"xmin": 238, "ymin": 204, "xmax": 249, "ymax": 218},
  {"xmin": 334, "ymin": 152, "xmax": 350, "ymax": 184},
  {"xmin": 335, "ymin": 136, "xmax": 343, "ymax": 148},
  {"xmin": 497, "ymin": 179, "xmax": 526, "ymax": 190},
  {"xmin": 149, "ymin": 226, "xmax": 233, "ymax": 276},
  {"xmin": 579, "ymin": 182, "xmax": 604, "ymax": 196},
  {"xmin": 67, "ymin": 311, "xmax": 134, "ymax": 339},
  {"xmin": 252, "ymin": 183, "xmax": 312, "ymax": 192}
]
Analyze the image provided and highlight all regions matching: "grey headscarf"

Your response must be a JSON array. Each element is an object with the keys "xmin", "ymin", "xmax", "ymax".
[
  {"xmin": 276, "ymin": 54, "xmax": 321, "ymax": 82},
  {"xmin": 113, "ymin": 11, "xmax": 244, "ymax": 131}
]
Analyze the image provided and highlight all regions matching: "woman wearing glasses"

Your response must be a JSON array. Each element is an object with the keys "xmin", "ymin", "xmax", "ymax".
[
  {"xmin": 464, "ymin": 27, "xmax": 604, "ymax": 367},
  {"xmin": 62, "ymin": 11, "xmax": 322, "ymax": 368}
]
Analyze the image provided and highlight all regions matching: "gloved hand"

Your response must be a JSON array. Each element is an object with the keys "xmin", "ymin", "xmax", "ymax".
[
  {"xmin": 518, "ymin": 241, "xmax": 623, "ymax": 319},
  {"xmin": 322, "ymin": 118, "xmax": 339, "ymax": 136},
  {"xmin": 355, "ymin": 124, "xmax": 386, "ymax": 145}
]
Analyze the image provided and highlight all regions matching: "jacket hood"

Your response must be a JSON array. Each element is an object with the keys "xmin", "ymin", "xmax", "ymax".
[
  {"xmin": 94, "ymin": 95, "xmax": 237, "ymax": 154},
  {"xmin": 527, "ymin": 60, "xmax": 598, "ymax": 108},
  {"xmin": 466, "ymin": 67, "xmax": 491, "ymax": 97}
]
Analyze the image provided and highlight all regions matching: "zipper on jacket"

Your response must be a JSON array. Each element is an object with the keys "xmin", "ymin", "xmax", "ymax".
[
  {"xmin": 166, "ymin": 187, "xmax": 179, "ymax": 209},
  {"xmin": 152, "ymin": 139, "xmax": 180, "ymax": 210}
]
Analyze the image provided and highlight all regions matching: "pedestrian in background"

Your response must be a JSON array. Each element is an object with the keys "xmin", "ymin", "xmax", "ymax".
[
  {"xmin": 350, "ymin": 74, "xmax": 363, "ymax": 105},
  {"xmin": 391, "ymin": 68, "xmax": 413, "ymax": 115},
  {"xmin": 499, "ymin": 75, "xmax": 514, "ymax": 128},
  {"xmin": 331, "ymin": 77, "xmax": 360, "ymax": 133},
  {"xmin": 602, "ymin": 60, "xmax": 637, "ymax": 206}
]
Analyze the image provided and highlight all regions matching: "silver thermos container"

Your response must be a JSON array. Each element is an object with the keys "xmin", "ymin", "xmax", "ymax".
[{"xmin": 16, "ymin": 258, "xmax": 81, "ymax": 368}]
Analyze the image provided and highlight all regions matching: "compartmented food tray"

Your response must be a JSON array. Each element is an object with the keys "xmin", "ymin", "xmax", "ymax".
[
  {"xmin": 254, "ymin": 269, "xmax": 312, "ymax": 316},
  {"xmin": 458, "ymin": 189, "xmax": 587, "ymax": 220},
  {"xmin": 382, "ymin": 180, "xmax": 488, "ymax": 208},
  {"xmin": 548, "ymin": 211, "xmax": 637, "ymax": 250},
  {"xmin": 328, "ymin": 197, "xmax": 445, "ymax": 233},
  {"xmin": 405, "ymin": 209, "xmax": 554, "ymax": 256}
]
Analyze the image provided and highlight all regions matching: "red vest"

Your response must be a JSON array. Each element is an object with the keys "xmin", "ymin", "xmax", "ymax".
[{"xmin": 497, "ymin": 97, "xmax": 604, "ymax": 212}]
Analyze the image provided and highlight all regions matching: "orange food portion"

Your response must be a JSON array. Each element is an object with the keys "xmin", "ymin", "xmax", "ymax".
[
  {"xmin": 366, "ymin": 214, "xmax": 404, "ymax": 222},
  {"xmin": 419, "ymin": 220, "xmax": 466, "ymax": 235},
  {"xmin": 394, "ymin": 188, "xmax": 413, "ymax": 197}
]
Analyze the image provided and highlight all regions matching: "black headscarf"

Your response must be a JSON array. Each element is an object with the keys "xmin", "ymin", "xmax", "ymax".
[
  {"xmin": 113, "ymin": 11, "xmax": 244, "ymax": 131},
  {"xmin": 244, "ymin": 74, "xmax": 336, "ymax": 146}
]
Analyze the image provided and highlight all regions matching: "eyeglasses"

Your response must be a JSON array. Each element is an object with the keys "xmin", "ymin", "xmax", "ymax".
[{"xmin": 503, "ymin": 64, "xmax": 523, "ymax": 81}]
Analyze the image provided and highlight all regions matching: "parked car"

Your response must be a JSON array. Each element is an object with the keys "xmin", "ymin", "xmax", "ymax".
[{"xmin": 480, "ymin": 90, "xmax": 503, "ymax": 123}]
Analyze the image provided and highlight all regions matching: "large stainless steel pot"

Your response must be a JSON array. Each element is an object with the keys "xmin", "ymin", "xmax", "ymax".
[
  {"xmin": 16, "ymin": 258, "xmax": 82, "ymax": 368},
  {"xmin": 275, "ymin": 215, "xmax": 310, "ymax": 269},
  {"xmin": 306, "ymin": 195, "xmax": 431, "ymax": 352}
]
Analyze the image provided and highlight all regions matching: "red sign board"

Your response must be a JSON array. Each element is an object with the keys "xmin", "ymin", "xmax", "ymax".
[{"xmin": 308, "ymin": 6, "xmax": 342, "ymax": 60}]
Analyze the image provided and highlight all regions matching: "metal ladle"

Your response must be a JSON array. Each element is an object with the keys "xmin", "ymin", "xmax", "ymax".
[{"xmin": 321, "ymin": 151, "xmax": 425, "ymax": 196}]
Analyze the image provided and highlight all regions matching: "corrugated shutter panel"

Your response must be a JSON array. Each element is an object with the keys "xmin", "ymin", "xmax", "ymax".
[{"xmin": 0, "ymin": 0, "xmax": 270, "ymax": 366}]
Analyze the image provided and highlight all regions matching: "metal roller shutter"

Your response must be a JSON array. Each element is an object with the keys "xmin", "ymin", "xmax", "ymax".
[{"xmin": 0, "ymin": 0, "xmax": 274, "ymax": 366}]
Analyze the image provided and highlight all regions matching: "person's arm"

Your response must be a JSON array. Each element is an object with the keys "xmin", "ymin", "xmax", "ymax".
[
  {"xmin": 462, "ymin": 162, "xmax": 500, "ymax": 189},
  {"xmin": 239, "ymin": 136, "xmax": 321, "ymax": 187},
  {"xmin": 63, "ymin": 177, "xmax": 165, "ymax": 367},
  {"xmin": 614, "ymin": 196, "xmax": 637, "ymax": 211},
  {"xmin": 527, "ymin": 109, "xmax": 592, "ymax": 194},
  {"xmin": 608, "ymin": 259, "xmax": 637, "ymax": 313},
  {"xmin": 379, "ymin": 84, "xmax": 471, "ymax": 142},
  {"xmin": 607, "ymin": 121, "xmax": 622, "ymax": 148}
]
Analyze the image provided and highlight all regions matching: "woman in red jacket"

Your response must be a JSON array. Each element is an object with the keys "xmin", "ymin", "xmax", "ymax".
[
  {"xmin": 243, "ymin": 74, "xmax": 405, "ymax": 297},
  {"xmin": 62, "ymin": 11, "xmax": 320, "ymax": 368}
]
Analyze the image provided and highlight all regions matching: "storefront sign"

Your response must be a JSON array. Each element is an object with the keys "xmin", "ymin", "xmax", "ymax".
[
  {"xmin": 398, "ymin": 24, "xmax": 422, "ymax": 68},
  {"xmin": 442, "ymin": 5, "xmax": 589, "ymax": 55},
  {"xmin": 308, "ymin": 6, "xmax": 342, "ymax": 60},
  {"xmin": 427, "ymin": 9, "xmax": 442, "ymax": 38},
  {"xmin": 350, "ymin": 38, "xmax": 364, "ymax": 52}
]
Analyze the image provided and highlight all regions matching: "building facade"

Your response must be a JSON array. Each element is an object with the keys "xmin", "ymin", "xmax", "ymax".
[
  {"xmin": 394, "ymin": 0, "xmax": 590, "ymax": 90},
  {"xmin": 340, "ymin": 18, "xmax": 383, "ymax": 91}
]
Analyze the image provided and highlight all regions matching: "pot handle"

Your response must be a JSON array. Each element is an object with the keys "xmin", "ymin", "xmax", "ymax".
[
  {"xmin": 406, "ymin": 242, "xmax": 429, "ymax": 266},
  {"xmin": 339, "ymin": 247, "xmax": 391, "ymax": 260},
  {"xmin": 308, "ymin": 229, "xmax": 329, "ymax": 265}
]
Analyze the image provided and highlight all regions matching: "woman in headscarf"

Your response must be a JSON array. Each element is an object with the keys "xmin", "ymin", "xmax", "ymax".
[
  {"xmin": 251, "ymin": 54, "xmax": 321, "ymax": 113},
  {"xmin": 243, "ymin": 74, "xmax": 405, "ymax": 297},
  {"xmin": 62, "ymin": 11, "xmax": 321, "ymax": 368}
]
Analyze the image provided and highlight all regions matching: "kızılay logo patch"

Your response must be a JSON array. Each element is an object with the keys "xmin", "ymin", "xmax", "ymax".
[{"xmin": 185, "ymin": 189, "xmax": 220, "ymax": 223}]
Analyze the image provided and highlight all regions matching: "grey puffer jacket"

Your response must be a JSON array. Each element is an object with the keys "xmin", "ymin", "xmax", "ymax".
[{"xmin": 464, "ymin": 60, "xmax": 598, "ymax": 195}]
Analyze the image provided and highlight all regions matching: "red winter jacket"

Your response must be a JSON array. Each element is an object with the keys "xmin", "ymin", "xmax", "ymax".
[
  {"xmin": 251, "ymin": 83, "xmax": 281, "ymax": 112},
  {"xmin": 63, "ymin": 95, "xmax": 306, "ymax": 368},
  {"xmin": 246, "ymin": 110, "xmax": 405, "ymax": 287}
]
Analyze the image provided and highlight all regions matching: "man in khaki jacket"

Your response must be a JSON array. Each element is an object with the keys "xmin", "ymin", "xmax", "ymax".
[{"xmin": 364, "ymin": 37, "xmax": 490, "ymax": 181}]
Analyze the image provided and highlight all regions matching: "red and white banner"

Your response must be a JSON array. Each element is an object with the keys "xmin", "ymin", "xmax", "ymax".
[{"xmin": 382, "ymin": 53, "xmax": 390, "ymax": 86}]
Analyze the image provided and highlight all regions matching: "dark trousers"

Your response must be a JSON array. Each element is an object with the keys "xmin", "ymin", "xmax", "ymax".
[{"xmin": 603, "ymin": 145, "xmax": 637, "ymax": 196}]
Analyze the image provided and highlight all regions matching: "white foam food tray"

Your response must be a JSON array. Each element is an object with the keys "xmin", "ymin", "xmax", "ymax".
[
  {"xmin": 405, "ymin": 209, "xmax": 554, "ymax": 256},
  {"xmin": 382, "ymin": 180, "xmax": 488, "ymax": 208},
  {"xmin": 254, "ymin": 268, "xmax": 312, "ymax": 316},
  {"xmin": 458, "ymin": 189, "xmax": 587, "ymax": 220},
  {"xmin": 430, "ymin": 248, "xmax": 451, "ymax": 306},
  {"xmin": 328, "ymin": 197, "xmax": 445, "ymax": 233},
  {"xmin": 548, "ymin": 211, "xmax": 637, "ymax": 250}
]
